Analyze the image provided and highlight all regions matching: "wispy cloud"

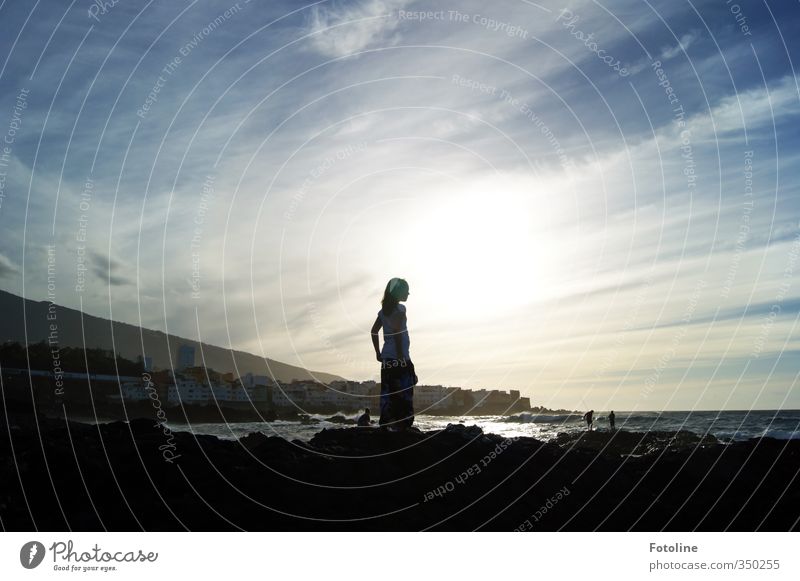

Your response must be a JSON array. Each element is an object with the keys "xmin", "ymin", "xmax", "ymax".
[
  {"xmin": 306, "ymin": 0, "xmax": 408, "ymax": 58},
  {"xmin": 0, "ymin": 252, "xmax": 19, "ymax": 278},
  {"xmin": 89, "ymin": 251, "xmax": 133, "ymax": 287},
  {"xmin": 660, "ymin": 31, "xmax": 699, "ymax": 60}
]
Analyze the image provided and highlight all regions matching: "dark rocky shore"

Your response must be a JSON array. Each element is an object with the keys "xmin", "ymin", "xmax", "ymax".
[{"xmin": 1, "ymin": 410, "xmax": 798, "ymax": 531}]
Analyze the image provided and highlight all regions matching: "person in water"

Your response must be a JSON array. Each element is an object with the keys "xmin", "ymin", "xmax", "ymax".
[
  {"xmin": 609, "ymin": 410, "xmax": 616, "ymax": 431},
  {"xmin": 583, "ymin": 409, "xmax": 594, "ymax": 431},
  {"xmin": 370, "ymin": 277, "xmax": 417, "ymax": 430},
  {"xmin": 357, "ymin": 408, "xmax": 371, "ymax": 427}
]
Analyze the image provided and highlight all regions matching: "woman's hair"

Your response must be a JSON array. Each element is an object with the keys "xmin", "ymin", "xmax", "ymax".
[{"xmin": 381, "ymin": 277, "xmax": 409, "ymax": 315}]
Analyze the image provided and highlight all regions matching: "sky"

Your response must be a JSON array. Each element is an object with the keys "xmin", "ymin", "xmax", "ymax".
[{"xmin": 0, "ymin": 0, "xmax": 798, "ymax": 411}]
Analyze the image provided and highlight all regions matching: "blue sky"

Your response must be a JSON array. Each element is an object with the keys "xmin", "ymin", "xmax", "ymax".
[{"xmin": 0, "ymin": 0, "xmax": 798, "ymax": 410}]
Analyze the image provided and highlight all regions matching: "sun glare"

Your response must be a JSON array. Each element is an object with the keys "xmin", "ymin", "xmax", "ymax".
[{"xmin": 408, "ymin": 185, "xmax": 556, "ymax": 319}]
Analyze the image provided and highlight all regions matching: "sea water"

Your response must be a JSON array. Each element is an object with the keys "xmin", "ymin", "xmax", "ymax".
[{"xmin": 170, "ymin": 409, "xmax": 800, "ymax": 443}]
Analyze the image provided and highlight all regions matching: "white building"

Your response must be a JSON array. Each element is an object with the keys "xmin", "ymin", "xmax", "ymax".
[
  {"xmin": 211, "ymin": 384, "xmax": 232, "ymax": 402},
  {"xmin": 305, "ymin": 386, "xmax": 369, "ymax": 410},
  {"xmin": 415, "ymin": 385, "xmax": 452, "ymax": 411},
  {"xmin": 470, "ymin": 389, "xmax": 491, "ymax": 408},
  {"xmin": 118, "ymin": 381, "xmax": 150, "ymax": 401},
  {"xmin": 112, "ymin": 371, "xmax": 267, "ymax": 407},
  {"xmin": 215, "ymin": 384, "xmax": 266, "ymax": 403},
  {"xmin": 271, "ymin": 383, "xmax": 309, "ymax": 408},
  {"xmin": 168, "ymin": 377, "xmax": 210, "ymax": 405}
]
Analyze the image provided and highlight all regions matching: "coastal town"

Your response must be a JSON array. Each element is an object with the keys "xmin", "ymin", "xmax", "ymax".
[{"xmin": 2, "ymin": 342, "xmax": 532, "ymax": 418}]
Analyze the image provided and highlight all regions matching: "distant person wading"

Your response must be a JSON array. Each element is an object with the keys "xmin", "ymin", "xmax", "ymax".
[
  {"xmin": 370, "ymin": 278, "xmax": 418, "ymax": 430},
  {"xmin": 583, "ymin": 409, "xmax": 594, "ymax": 431}
]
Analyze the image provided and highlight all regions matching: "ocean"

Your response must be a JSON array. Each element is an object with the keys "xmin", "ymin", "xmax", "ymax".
[{"xmin": 169, "ymin": 409, "xmax": 800, "ymax": 443}]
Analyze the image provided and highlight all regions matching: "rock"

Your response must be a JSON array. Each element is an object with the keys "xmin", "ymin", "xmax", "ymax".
[
  {"xmin": 0, "ymin": 411, "xmax": 797, "ymax": 531},
  {"xmin": 324, "ymin": 414, "xmax": 356, "ymax": 425}
]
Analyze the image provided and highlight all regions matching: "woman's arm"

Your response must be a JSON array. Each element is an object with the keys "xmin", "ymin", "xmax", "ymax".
[{"xmin": 370, "ymin": 316, "xmax": 382, "ymax": 361}]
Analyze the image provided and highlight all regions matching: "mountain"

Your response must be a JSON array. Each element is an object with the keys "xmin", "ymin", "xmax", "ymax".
[{"xmin": 0, "ymin": 288, "xmax": 345, "ymax": 384}]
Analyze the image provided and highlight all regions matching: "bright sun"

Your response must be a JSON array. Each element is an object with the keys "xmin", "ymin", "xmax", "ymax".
[{"xmin": 407, "ymin": 184, "xmax": 558, "ymax": 319}]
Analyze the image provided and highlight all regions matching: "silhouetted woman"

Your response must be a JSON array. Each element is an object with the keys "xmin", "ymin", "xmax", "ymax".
[{"xmin": 370, "ymin": 278, "xmax": 417, "ymax": 430}]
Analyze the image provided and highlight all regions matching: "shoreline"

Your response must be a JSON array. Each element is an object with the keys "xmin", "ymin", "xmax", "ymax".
[{"xmin": 36, "ymin": 403, "xmax": 800, "ymax": 443}]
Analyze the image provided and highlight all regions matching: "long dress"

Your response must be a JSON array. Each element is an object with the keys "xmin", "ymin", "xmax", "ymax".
[{"xmin": 378, "ymin": 304, "xmax": 416, "ymax": 427}]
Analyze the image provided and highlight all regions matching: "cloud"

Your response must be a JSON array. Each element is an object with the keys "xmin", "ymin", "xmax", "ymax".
[
  {"xmin": 617, "ymin": 72, "xmax": 800, "ymax": 150},
  {"xmin": 660, "ymin": 31, "xmax": 698, "ymax": 60},
  {"xmin": 306, "ymin": 0, "xmax": 408, "ymax": 58},
  {"xmin": 0, "ymin": 253, "xmax": 19, "ymax": 278},
  {"xmin": 89, "ymin": 251, "xmax": 133, "ymax": 287},
  {"xmin": 627, "ymin": 30, "xmax": 699, "ymax": 75}
]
